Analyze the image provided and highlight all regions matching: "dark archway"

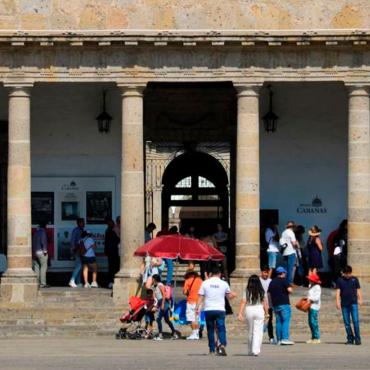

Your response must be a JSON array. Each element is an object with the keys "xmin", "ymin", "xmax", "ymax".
[{"xmin": 161, "ymin": 151, "xmax": 229, "ymax": 236}]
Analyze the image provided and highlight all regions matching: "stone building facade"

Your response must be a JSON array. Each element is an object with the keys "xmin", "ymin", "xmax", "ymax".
[{"xmin": 0, "ymin": 1, "xmax": 369, "ymax": 303}]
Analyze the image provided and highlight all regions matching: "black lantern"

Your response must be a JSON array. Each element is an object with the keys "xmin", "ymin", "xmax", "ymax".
[
  {"xmin": 96, "ymin": 90, "xmax": 112, "ymax": 133},
  {"xmin": 262, "ymin": 85, "xmax": 279, "ymax": 133}
]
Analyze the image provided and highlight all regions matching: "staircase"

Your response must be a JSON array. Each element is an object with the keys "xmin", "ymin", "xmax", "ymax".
[
  {"xmin": 0, "ymin": 286, "xmax": 369, "ymax": 337},
  {"xmin": 0, "ymin": 288, "xmax": 124, "ymax": 337}
]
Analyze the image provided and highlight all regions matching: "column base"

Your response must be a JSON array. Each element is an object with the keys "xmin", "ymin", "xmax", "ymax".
[
  {"xmin": 113, "ymin": 270, "xmax": 142, "ymax": 305},
  {"xmin": 0, "ymin": 269, "xmax": 38, "ymax": 304}
]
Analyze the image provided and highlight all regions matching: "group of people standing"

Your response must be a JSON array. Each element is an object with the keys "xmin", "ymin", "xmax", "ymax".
[
  {"xmin": 264, "ymin": 219, "xmax": 348, "ymax": 286},
  {"xmin": 68, "ymin": 216, "xmax": 121, "ymax": 288}
]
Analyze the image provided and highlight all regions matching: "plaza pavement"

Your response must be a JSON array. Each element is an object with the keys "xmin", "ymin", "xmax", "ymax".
[{"xmin": 0, "ymin": 335, "xmax": 368, "ymax": 370}]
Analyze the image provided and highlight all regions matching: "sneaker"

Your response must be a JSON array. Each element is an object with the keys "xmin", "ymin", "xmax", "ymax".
[
  {"xmin": 217, "ymin": 345, "xmax": 227, "ymax": 356},
  {"xmin": 172, "ymin": 332, "xmax": 179, "ymax": 340},
  {"xmin": 280, "ymin": 340, "xmax": 295, "ymax": 345},
  {"xmin": 355, "ymin": 340, "xmax": 361, "ymax": 345},
  {"xmin": 69, "ymin": 280, "xmax": 77, "ymax": 288},
  {"xmin": 154, "ymin": 334, "xmax": 163, "ymax": 341},
  {"xmin": 270, "ymin": 338, "xmax": 277, "ymax": 344},
  {"xmin": 91, "ymin": 282, "xmax": 99, "ymax": 288},
  {"xmin": 84, "ymin": 283, "xmax": 91, "ymax": 288},
  {"xmin": 186, "ymin": 333, "xmax": 199, "ymax": 340},
  {"xmin": 345, "ymin": 340, "xmax": 354, "ymax": 345},
  {"xmin": 306, "ymin": 339, "xmax": 321, "ymax": 344},
  {"xmin": 276, "ymin": 341, "xmax": 282, "ymax": 346}
]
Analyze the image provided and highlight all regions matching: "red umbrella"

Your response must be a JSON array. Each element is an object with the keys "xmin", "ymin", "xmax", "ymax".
[{"xmin": 134, "ymin": 234, "xmax": 224, "ymax": 261}]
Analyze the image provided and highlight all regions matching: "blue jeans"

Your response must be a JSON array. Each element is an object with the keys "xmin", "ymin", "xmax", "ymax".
[
  {"xmin": 274, "ymin": 304, "xmax": 291, "ymax": 341},
  {"xmin": 341, "ymin": 304, "xmax": 361, "ymax": 343},
  {"xmin": 205, "ymin": 311, "xmax": 227, "ymax": 352},
  {"xmin": 308, "ymin": 308, "xmax": 320, "ymax": 339},
  {"xmin": 268, "ymin": 251, "xmax": 278, "ymax": 269},
  {"xmin": 164, "ymin": 258, "xmax": 174, "ymax": 286},
  {"xmin": 156, "ymin": 300, "xmax": 175, "ymax": 334},
  {"xmin": 284, "ymin": 253, "xmax": 296, "ymax": 285},
  {"xmin": 71, "ymin": 255, "xmax": 81, "ymax": 284}
]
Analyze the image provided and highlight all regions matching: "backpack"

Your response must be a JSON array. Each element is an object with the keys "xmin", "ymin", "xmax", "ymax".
[{"xmin": 163, "ymin": 285, "xmax": 173, "ymax": 300}]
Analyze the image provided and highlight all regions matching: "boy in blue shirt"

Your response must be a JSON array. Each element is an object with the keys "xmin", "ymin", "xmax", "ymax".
[{"xmin": 336, "ymin": 265, "xmax": 363, "ymax": 345}]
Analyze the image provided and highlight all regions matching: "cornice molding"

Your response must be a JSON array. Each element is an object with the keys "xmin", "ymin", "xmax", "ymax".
[{"xmin": 0, "ymin": 29, "xmax": 368, "ymax": 49}]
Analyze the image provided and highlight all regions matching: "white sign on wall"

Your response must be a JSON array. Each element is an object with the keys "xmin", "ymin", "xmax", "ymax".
[{"xmin": 31, "ymin": 176, "xmax": 116, "ymax": 271}]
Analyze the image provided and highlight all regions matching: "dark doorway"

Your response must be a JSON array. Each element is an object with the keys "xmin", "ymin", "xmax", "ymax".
[
  {"xmin": 162, "ymin": 150, "xmax": 229, "ymax": 236},
  {"xmin": 0, "ymin": 121, "xmax": 7, "ymax": 254}
]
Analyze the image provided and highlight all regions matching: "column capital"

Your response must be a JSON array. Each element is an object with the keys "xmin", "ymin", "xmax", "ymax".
[
  {"xmin": 345, "ymin": 84, "xmax": 369, "ymax": 97},
  {"xmin": 4, "ymin": 82, "xmax": 33, "ymax": 97},
  {"xmin": 116, "ymin": 83, "xmax": 146, "ymax": 97},
  {"xmin": 234, "ymin": 83, "xmax": 262, "ymax": 97}
]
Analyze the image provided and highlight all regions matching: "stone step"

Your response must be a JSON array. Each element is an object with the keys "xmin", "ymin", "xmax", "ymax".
[{"xmin": 0, "ymin": 286, "xmax": 369, "ymax": 337}]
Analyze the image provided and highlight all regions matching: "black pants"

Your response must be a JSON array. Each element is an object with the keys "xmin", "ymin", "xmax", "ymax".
[
  {"xmin": 268, "ymin": 308, "xmax": 274, "ymax": 340},
  {"xmin": 107, "ymin": 254, "xmax": 120, "ymax": 284}
]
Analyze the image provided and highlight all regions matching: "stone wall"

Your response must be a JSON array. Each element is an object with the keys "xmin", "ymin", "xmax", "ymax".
[{"xmin": 0, "ymin": 0, "xmax": 368, "ymax": 30}]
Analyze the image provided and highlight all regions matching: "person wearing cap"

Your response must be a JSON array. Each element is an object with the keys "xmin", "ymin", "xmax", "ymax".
[
  {"xmin": 268, "ymin": 266, "xmax": 294, "ymax": 345},
  {"xmin": 306, "ymin": 225, "xmax": 324, "ymax": 275},
  {"xmin": 280, "ymin": 221, "xmax": 298, "ymax": 285},
  {"xmin": 306, "ymin": 273, "xmax": 322, "ymax": 344},
  {"xmin": 80, "ymin": 230, "xmax": 98, "ymax": 288}
]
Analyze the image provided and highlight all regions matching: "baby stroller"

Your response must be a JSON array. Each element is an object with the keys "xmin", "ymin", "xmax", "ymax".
[{"xmin": 116, "ymin": 296, "xmax": 155, "ymax": 339}]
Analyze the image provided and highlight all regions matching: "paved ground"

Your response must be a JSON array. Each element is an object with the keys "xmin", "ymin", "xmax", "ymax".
[{"xmin": 0, "ymin": 335, "xmax": 368, "ymax": 370}]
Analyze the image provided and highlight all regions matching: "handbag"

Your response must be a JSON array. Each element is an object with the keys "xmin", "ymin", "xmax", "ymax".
[{"xmin": 295, "ymin": 297, "xmax": 311, "ymax": 312}]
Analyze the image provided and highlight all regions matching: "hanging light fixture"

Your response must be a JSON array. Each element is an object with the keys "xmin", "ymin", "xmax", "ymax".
[
  {"xmin": 96, "ymin": 90, "xmax": 112, "ymax": 133},
  {"xmin": 262, "ymin": 85, "xmax": 279, "ymax": 133}
]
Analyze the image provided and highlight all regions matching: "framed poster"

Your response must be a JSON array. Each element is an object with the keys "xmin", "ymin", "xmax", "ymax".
[
  {"xmin": 86, "ymin": 191, "xmax": 112, "ymax": 224},
  {"xmin": 57, "ymin": 228, "xmax": 74, "ymax": 261},
  {"xmin": 31, "ymin": 192, "xmax": 54, "ymax": 225},
  {"xmin": 61, "ymin": 201, "xmax": 80, "ymax": 221}
]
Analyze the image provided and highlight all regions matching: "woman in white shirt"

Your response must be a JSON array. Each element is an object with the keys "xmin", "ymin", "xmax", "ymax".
[
  {"xmin": 238, "ymin": 275, "xmax": 269, "ymax": 356},
  {"xmin": 306, "ymin": 273, "xmax": 322, "ymax": 344},
  {"xmin": 265, "ymin": 224, "xmax": 280, "ymax": 278}
]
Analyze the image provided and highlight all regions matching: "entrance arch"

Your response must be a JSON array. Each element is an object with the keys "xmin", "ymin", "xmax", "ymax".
[{"xmin": 161, "ymin": 151, "xmax": 229, "ymax": 236}]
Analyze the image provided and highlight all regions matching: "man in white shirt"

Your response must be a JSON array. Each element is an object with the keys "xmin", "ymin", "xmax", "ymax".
[
  {"xmin": 196, "ymin": 265, "xmax": 236, "ymax": 356},
  {"xmin": 280, "ymin": 221, "xmax": 298, "ymax": 285}
]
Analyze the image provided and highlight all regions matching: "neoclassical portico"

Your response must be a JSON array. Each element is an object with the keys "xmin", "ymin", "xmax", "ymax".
[{"xmin": 0, "ymin": 30, "xmax": 369, "ymax": 302}]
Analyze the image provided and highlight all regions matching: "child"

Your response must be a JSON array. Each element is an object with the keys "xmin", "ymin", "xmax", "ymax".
[
  {"xmin": 144, "ymin": 289, "xmax": 156, "ymax": 339},
  {"xmin": 306, "ymin": 273, "xmax": 322, "ymax": 344},
  {"xmin": 183, "ymin": 271, "xmax": 203, "ymax": 340},
  {"xmin": 336, "ymin": 265, "xmax": 363, "ymax": 345},
  {"xmin": 151, "ymin": 274, "xmax": 178, "ymax": 340}
]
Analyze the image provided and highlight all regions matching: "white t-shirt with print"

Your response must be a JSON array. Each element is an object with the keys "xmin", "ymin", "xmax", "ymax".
[
  {"xmin": 281, "ymin": 228, "xmax": 297, "ymax": 256},
  {"xmin": 265, "ymin": 228, "xmax": 279, "ymax": 253},
  {"xmin": 198, "ymin": 277, "xmax": 231, "ymax": 312},
  {"xmin": 83, "ymin": 237, "xmax": 95, "ymax": 257}
]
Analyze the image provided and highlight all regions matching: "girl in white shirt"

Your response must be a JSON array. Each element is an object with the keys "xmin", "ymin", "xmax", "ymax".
[{"xmin": 306, "ymin": 273, "xmax": 322, "ymax": 344}]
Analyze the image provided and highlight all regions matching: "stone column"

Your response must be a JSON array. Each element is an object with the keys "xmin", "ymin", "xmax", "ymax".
[
  {"xmin": 347, "ymin": 85, "xmax": 370, "ymax": 287},
  {"xmin": 114, "ymin": 85, "xmax": 146, "ymax": 303},
  {"xmin": 0, "ymin": 84, "xmax": 38, "ymax": 303},
  {"xmin": 152, "ymin": 187, "xmax": 162, "ymax": 230},
  {"xmin": 231, "ymin": 85, "xmax": 261, "ymax": 293}
]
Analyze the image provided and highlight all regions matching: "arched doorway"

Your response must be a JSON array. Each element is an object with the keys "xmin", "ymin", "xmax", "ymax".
[{"xmin": 161, "ymin": 151, "xmax": 229, "ymax": 237}]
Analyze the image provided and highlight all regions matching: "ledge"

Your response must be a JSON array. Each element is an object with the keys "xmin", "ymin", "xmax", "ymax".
[{"xmin": 0, "ymin": 29, "xmax": 368, "ymax": 48}]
